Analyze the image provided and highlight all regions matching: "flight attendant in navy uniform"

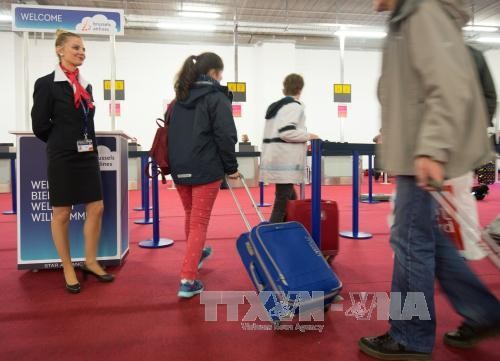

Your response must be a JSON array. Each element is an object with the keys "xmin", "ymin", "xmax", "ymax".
[{"xmin": 31, "ymin": 30, "xmax": 114, "ymax": 293}]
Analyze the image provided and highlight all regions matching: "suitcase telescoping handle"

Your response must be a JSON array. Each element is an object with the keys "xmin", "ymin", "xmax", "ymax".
[
  {"xmin": 429, "ymin": 180, "xmax": 500, "ymax": 268},
  {"xmin": 226, "ymin": 174, "xmax": 266, "ymax": 231}
]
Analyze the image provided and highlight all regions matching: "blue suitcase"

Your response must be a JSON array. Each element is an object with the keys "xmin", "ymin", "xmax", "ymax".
[{"xmin": 229, "ymin": 177, "xmax": 342, "ymax": 324}]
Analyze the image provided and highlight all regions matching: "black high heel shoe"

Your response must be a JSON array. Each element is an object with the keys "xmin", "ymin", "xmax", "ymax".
[
  {"xmin": 65, "ymin": 282, "xmax": 81, "ymax": 294},
  {"xmin": 81, "ymin": 264, "xmax": 114, "ymax": 283}
]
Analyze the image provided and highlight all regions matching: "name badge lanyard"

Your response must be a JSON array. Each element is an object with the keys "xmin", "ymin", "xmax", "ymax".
[{"xmin": 80, "ymin": 100, "xmax": 90, "ymax": 140}]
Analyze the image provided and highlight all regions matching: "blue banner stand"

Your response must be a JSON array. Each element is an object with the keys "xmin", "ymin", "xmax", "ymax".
[
  {"xmin": 361, "ymin": 155, "xmax": 380, "ymax": 204},
  {"xmin": 139, "ymin": 161, "xmax": 174, "ymax": 249},
  {"xmin": 311, "ymin": 140, "xmax": 322, "ymax": 247},
  {"xmin": 3, "ymin": 158, "xmax": 17, "ymax": 215},
  {"xmin": 134, "ymin": 154, "xmax": 152, "ymax": 211},
  {"xmin": 258, "ymin": 181, "xmax": 272, "ymax": 207},
  {"xmin": 340, "ymin": 151, "xmax": 372, "ymax": 240}
]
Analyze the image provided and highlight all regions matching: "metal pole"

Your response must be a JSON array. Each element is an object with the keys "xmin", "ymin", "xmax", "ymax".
[
  {"xmin": 311, "ymin": 139, "xmax": 322, "ymax": 248},
  {"xmin": 134, "ymin": 155, "xmax": 153, "ymax": 224},
  {"xmin": 110, "ymin": 30, "xmax": 117, "ymax": 131},
  {"xmin": 144, "ymin": 162, "xmax": 150, "ymax": 222},
  {"xmin": 340, "ymin": 34, "xmax": 345, "ymax": 84},
  {"xmin": 234, "ymin": 7, "xmax": 239, "ymax": 83},
  {"xmin": 361, "ymin": 154, "xmax": 379, "ymax": 204},
  {"xmin": 368, "ymin": 155, "xmax": 373, "ymax": 203},
  {"xmin": 138, "ymin": 160, "xmax": 174, "ymax": 249},
  {"xmin": 11, "ymin": 158, "xmax": 17, "ymax": 214},
  {"xmin": 151, "ymin": 162, "xmax": 160, "ymax": 245},
  {"xmin": 352, "ymin": 152, "xmax": 359, "ymax": 236},
  {"xmin": 339, "ymin": 34, "xmax": 346, "ymax": 143},
  {"xmin": 340, "ymin": 151, "xmax": 372, "ymax": 239},
  {"xmin": 23, "ymin": 32, "xmax": 30, "ymax": 131},
  {"xmin": 258, "ymin": 181, "xmax": 271, "ymax": 207}
]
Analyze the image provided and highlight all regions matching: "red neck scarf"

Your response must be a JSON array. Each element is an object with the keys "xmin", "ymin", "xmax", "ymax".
[{"xmin": 60, "ymin": 63, "xmax": 94, "ymax": 110}]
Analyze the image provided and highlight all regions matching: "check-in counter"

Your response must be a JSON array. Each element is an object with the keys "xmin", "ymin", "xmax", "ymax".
[
  {"xmin": 232, "ymin": 151, "xmax": 260, "ymax": 188},
  {"xmin": 322, "ymin": 155, "xmax": 362, "ymax": 185}
]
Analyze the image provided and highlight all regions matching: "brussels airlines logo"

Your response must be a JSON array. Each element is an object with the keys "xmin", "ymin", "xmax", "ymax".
[
  {"xmin": 76, "ymin": 14, "xmax": 117, "ymax": 34},
  {"xmin": 97, "ymin": 145, "xmax": 118, "ymax": 171}
]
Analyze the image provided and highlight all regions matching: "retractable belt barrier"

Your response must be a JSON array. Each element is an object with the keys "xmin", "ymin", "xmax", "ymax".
[{"xmin": 138, "ymin": 160, "xmax": 174, "ymax": 249}]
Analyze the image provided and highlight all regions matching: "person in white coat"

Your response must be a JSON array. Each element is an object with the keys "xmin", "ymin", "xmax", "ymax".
[{"xmin": 259, "ymin": 74, "xmax": 319, "ymax": 223}]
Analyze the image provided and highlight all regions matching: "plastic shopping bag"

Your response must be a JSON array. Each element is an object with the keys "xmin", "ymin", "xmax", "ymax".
[{"xmin": 436, "ymin": 173, "xmax": 486, "ymax": 260}]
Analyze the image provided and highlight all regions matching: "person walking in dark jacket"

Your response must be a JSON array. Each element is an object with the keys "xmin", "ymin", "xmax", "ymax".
[
  {"xmin": 168, "ymin": 52, "xmax": 239, "ymax": 298},
  {"xmin": 31, "ymin": 30, "xmax": 113, "ymax": 294},
  {"xmin": 468, "ymin": 45, "xmax": 497, "ymax": 125},
  {"xmin": 469, "ymin": 45, "xmax": 498, "ymax": 189}
]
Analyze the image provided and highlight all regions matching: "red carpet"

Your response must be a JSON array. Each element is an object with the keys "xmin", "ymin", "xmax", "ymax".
[{"xmin": 0, "ymin": 180, "xmax": 499, "ymax": 361}]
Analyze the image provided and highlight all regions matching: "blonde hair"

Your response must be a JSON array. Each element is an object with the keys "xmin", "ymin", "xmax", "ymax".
[{"xmin": 55, "ymin": 29, "xmax": 80, "ymax": 60}]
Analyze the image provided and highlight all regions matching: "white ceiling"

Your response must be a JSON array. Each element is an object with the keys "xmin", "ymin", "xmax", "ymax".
[{"xmin": 1, "ymin": 1, "xmax": 500, "ymax": 49}]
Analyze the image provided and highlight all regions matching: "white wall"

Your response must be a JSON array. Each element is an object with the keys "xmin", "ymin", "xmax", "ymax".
[
  {"xmin": 1, "ymin": 33, "xmax": 386, "ymax": 149},
  {"xmin": 0, "ymin": 32, "xmax": 17, "ymax": 144},
  {"xmin": 296, "ymin": 48, "xmax": 382, "ymax": 143}
]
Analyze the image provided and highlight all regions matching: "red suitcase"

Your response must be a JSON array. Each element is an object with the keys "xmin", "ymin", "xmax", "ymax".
[{"xmin": 286, "ymin": 199, "xmax": 339, "ymax": 263}]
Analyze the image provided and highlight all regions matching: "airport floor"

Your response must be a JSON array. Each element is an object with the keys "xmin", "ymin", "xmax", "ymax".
[{"xmin": 0, "ymin": 181, "xmax": 499, "ymax": 361}]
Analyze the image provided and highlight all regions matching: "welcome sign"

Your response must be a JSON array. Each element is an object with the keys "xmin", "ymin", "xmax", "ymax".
[{"xmin": 11, "ymin": 4, "xmax": 124, "ymax": 36}]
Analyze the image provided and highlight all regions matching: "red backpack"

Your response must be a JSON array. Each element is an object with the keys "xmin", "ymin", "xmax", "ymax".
[{"xmin": 146, "ymin": 100, "xmax": 176, "ymax": 184}]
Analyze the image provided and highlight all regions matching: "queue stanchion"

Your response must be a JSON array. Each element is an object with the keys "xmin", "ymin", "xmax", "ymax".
[
  {"xmin": 139, "ymin": 160, "xmax": 174, "ymax": 249},
  {"xmin": 382, "ymin": 172, "xmax": 390, "ymax": 185},
  {"xmin": 3, "ymin": 158, "xmax": 17, "ymax": 215},
  {"xmin": 311, "ymin": 139, "xmax": 322, "ymax": 247},
  {"xmin": 299, "ymin": 183, "xmax": 305, "ymax": 200},
  {"xmin": 361, "ymin": 155, "xmax": 379, "ymax": 204},
  {"xmin": 258, "ymin": 181, "xmax": 271, "ymax": 207},
  {"xmin": 134, "ymin": 154, "xmax": 152, "ymax": 211},
  {"xmin": 340, "ymin": 150, "xmax": 372, "ymax": 240},
  {"xmin": 135, "ymin": 155, "xmax": 153, "ymax": 225}
]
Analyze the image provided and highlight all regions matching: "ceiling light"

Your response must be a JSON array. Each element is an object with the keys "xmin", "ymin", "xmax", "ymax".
[
  {"xmin": 335, "ymin": 30, "xmax": 387, "ymax": 39},
  {"xmin": 463, "ymin": 26, "xmax": 498, "ymax": 32},
  {"xmin": 181, "ymin": 4, "xmax": 221, "ymax": 13},
  {"xmin": 313, "ymin": 23, "xmax": 362, "ymax": 28},
  {"xmin": 476, "ymin": 37, "xmax": 500, "ymax": 44},
  {"xmin": 157, "ymin": 22, "xmax": 216, "ymax": 32},
  {"xmin": 0, "ymin": 14, "xmax": 12, "ymax": 22},
  {"xmin": 180, "ymin": 11, "xmax": 220, "ymax": 19}
]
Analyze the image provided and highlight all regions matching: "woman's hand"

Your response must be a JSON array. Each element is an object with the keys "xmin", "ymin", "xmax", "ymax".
[{"xmin": 308, "ymin": 133, "xmax": 321, "ymax": 140}]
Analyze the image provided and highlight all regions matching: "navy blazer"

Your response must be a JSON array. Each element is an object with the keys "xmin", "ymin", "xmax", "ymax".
[{"xmin": 31, "ymin": 71, "xmax": 97, "ymax": 154}]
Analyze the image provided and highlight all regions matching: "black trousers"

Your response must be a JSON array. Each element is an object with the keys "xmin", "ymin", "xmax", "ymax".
[{"xmin": 269, "ymin": 184, "xmax": 297, "ymax": 223}]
